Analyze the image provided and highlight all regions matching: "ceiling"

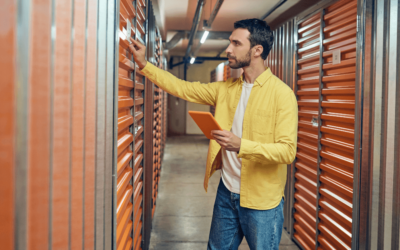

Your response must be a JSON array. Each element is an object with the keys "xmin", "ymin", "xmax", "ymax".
[{"xmin": 151, "ymin": 0, "xmax": 320, "ymax": 57}]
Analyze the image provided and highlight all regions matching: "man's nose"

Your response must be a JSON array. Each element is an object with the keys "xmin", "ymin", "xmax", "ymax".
[{"xmin": 225, "ymin": 44, "xmax": 233, "ymax": 55}]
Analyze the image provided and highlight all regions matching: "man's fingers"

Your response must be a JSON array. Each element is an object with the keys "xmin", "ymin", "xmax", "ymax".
[
  {"xmin": 212, "ymin": 133, "xmax": 223, "ymax": 138},
  {"xmin": 129, "ymin": 38, "xmax": 145, "ymax": 50},
  {"xmin": 214, "ymin": 138, "xmax": 226, "ymax": 147},
  {"xmin": 213, "ymin": 133, "xmax": 228, "ymax": 139},
  {"xmin": 130, "ymin": 37, "xmax": 139, "ymax": 45},
  {"xmin": 131, "ymin": 38, "xmax": 145, "ymax": 48},
  {"xmin": 128, "ymin": 44, "xmax": 137, "ymax": 53},
  {"xmin": 212, "ymin": 131, "xmax": 228, "ymax": 138},
  {"xmin": 213, "ymin": 135, "xmax": 226, "ymax": 142}
]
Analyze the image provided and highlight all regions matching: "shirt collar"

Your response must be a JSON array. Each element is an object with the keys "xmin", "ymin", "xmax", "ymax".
[{"xmin": 233, "ymin": 67, "xmax": 273, "ymax": 87}]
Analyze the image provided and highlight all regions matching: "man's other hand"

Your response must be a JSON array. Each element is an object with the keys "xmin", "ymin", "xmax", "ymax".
[
  {"xmin": 211, "ymin": 130, "xmax": 241, "ymax": 153},
  {"xmin": 128, "ymin": 38, "xmax": 147, "ymax": 69}
]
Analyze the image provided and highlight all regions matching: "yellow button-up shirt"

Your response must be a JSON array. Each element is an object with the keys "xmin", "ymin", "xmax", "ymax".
[{"xmin": 141, "ymin": 62, "xmax": 298, "ymax": 210}]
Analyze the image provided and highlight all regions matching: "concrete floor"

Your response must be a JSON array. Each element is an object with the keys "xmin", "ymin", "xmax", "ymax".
[{"xmin": 149, "ymin": 135, "xmax": 300, "ymax": 250}]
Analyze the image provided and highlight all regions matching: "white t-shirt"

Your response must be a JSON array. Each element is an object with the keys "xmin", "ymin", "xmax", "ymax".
[{"xmin": 221, "ymin": 81, "xmax": 253, "ymax": 194}]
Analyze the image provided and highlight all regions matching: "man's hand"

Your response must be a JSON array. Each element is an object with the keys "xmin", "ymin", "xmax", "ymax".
[
  {"xmin": 211, "ymin": 130, "xmax": 241, "ymax": 153},
  {"xmin": 128, "ymin": 38, "xmax": 147, "ymax": 70}
]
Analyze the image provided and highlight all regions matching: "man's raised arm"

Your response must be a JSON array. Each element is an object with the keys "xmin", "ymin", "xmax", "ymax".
[{"xmin": 128, "ymin": 38, "xmax": 220, "ymax": 106}]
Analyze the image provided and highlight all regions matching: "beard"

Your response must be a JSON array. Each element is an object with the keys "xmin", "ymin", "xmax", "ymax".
[{"xmin": 227, "ymin": 49, "xmax": 251, "ymax": 69}]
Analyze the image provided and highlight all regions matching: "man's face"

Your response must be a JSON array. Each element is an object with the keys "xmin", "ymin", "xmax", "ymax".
[{"xmin": 225, "ymin": 28, "xmax": 252, "ymax": 69}]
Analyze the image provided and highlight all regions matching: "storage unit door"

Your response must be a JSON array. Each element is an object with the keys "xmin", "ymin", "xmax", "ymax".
[
  {"xmin": 151, "ymin": 29, "xmax": 163, "ymax": 218},
  {"xmin": 293, "ymin": 12, "xmax": 321, "ymax": 250},
  {"xmin": 133, "ymin": 2, "xmax": 146, "ymax": 248},
  {"xmin": 134, "ymin": 74, "xmax": 144, "ymax": 250},
  {"xmin": 317, "ymin": 0, "xmax": 357, "ymax": 249},
  {"xmin": 117, "ymin": 0, "xmax": 136, "ymax": 249}
]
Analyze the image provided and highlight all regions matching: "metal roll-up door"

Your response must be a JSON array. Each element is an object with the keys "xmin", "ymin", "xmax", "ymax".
[
  {"xmin": 293, "ymin": 12, "xmax": 321, "ymax": 250},
  {"xmin": 84, "ymin": 0, "xmax": 98, "ymax": 247},
  {"xmin": 152, "ymin": 86, "xmax": 160, "ymax": 218},
  {"xmin": 51, "ymin": 1, "xmax": 74, "ymax": 247},
  {"xmin": 162, "ymin": 91, "xmax": 168, "ymax": 156},
  {"xmin": 0, "ymin": 1, "xmax": 16, "ymax": 248},
  {"xmin": 117, "ymin": 0, "xmax": 136, "ymax": 249},
  {"xmin": 136, "ymin": 0, "xmax": 146, "ymax": 43},
  {"xmin": 151, "ymin": 29, "xmax": 163, "ymax": 218},
  {"xmin": 318, "ymin": 0, "xmax": 357, "ymax": 249},
  {"xmin": 134, "ymin": 54, "xmax": 145, "ymax": 250},
  {"xmin": 134, "ymin": 71, "xmax": 145, "ymax": 250},
  {"xmin": 1, "ymin": 0, "xmax": 114, "ymax": 248}
]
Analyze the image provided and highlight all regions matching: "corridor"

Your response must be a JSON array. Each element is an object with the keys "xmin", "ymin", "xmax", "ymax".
[{"xmin": 149, "ymin": 136, "xmax": 300, "ymax": 250}]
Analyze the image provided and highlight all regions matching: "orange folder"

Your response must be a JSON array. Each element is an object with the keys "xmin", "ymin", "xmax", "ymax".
[{"xmin": 188, "ymin": 111, "xmax": 222, "ymax": 140}]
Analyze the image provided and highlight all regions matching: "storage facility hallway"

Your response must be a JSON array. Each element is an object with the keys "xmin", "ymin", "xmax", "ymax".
[
  {"xmin": 149, "ymin": 136, "xmax": 299, "ymax": 250},
  {"xmin": 2, "ymin": 0, "xmax": 400, "ymax": 249}
]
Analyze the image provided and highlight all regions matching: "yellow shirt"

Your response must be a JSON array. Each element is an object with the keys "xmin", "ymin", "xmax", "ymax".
[{"xmin": 141, "ymin": 62, "xmax": 298, "ymax": 210}]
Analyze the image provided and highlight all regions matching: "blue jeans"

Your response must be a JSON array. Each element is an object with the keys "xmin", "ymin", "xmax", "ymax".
[{"xmin": 207, "ymin": 179, "xmax": 284, "ymax": 250}]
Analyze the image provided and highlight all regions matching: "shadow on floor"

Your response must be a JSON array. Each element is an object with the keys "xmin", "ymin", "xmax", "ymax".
[{"xmin": 149, "ymin": 135, "xmax": 300, "ymax": 250}]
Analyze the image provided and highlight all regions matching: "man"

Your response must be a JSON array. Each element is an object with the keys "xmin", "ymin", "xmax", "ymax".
[{"xmin": 129, "ymin": 18, "xmax": 298, "ymax": 250}]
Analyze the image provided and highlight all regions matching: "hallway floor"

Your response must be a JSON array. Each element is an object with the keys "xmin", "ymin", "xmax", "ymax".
[{"xmin": 149, "ymin": 135, "xmax": 300, "ymax": 250}]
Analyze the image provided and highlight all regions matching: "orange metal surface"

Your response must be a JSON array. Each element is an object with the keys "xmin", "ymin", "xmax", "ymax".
[
  {"xmin": 0, "ymin": 1, "xmax": 16, "ymax": 249},
  {"xmin": 27, "ymin": 0, "xmax": 52, "ymax": 248},
  {"xmin": 125, "ymin": 239, "xmax": 133, "ymax": 250},
  {"xmin": 134, "ymin": 71, "xmax": 144, "ymax": 250},
  {"xmin": 117, "ymin": 185, "xmax": 133, "ymax": 223},
  {"xmin": 134, "ymin": 221, "xmax": 143, "ymax": 249},
  {"xmin": 121, "ymin": 0, "xmax": 136, "ymax": 17},
  {"xmin": 134, "ymin": 207, "xmax": 143, "ymax": 237},
  {"xmin": 52, "ymin": 0, "xmax": 73, "ymax": 248},
  {"xmin": 134, "ymin": 193, "xmax": 142, "ymax": 224},
  {"xmin": 70, "ymin": 0, "xmax": 87, "ymax": 248},
  {"xmin": 84, "ymin": 0, "xmax": 98, "ymax": 248},
  {"xmin": 117, "ymin": 0, "xmax": 136, "ymax": 247},
  {"xmin": 117, "ymin": 168, "xmax": 134, "ymax": 201},
  {"xmin": 293, "ymin": 12, "xmax": 321, "ymax": 250},
  {"xmin": 117, "ymin": 203, "xmax": 133, "ymax": 244},
  {"xmin": 317, "ymin": 0, "xmax": 356, "ymax": 249},
  {"xmin": 117, "ymin": 0, "xmax": 136, "ymax": 250},
  {"xmin": 117, "ymin": 220, "xmax": 132, "ymax": 250},
  {"xmin": 134, "ymin": 233, "xmax": 142, "ymax": 250}
]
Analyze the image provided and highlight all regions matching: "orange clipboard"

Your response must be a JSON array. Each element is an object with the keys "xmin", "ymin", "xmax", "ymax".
[{"xmin": 188, "ymin": 111, "xmax": 222, "ymax": 140}]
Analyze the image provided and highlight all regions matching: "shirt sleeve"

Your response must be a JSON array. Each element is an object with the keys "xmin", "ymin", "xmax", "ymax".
[
  {"xmin": 140, "ymin": 62, "xmax": 221, "ymax": 106},
  {"xmin": 237, "ymin": 89, "xmax": 298, "ymax": 165}
]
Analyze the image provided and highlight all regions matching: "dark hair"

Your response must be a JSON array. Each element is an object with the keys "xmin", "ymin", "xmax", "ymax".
[{"xmin": 234, "ymin": 19, "xmax": 274, "ymax": 60}]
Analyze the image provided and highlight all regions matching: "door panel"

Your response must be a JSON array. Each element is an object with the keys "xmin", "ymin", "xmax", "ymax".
[
  {"xmin": 117, "ymin": 0, "xmax": 136, "ymax": 249},
  {"xmin": 293, "ymin": 12, "xmax": 321, "ymax": 250},
  {"xmin": 317, "ymin": 0, "xmax": 356, "ymax": 249}
]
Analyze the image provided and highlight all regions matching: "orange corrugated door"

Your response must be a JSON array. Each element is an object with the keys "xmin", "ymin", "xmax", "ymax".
[
  {"xmin": 0, "ymin": 1, "xmax": 16, "ymax": 249},
  {"xmin": 152, "ymin": 31, "xmax": 162, "ymax": 218},
  {"xmin": 117, "ymin": 0, "xmax": 136, "ymax": 249},
  {"xmin": 152, "ymin": 87, "xmax": 158, "ymax": 218},
  {"xmin": 163, "ymin": 91, "xmax": 167, "ymax": 151},
  {"xmin": 293, "ymin": 12, "xmax": 321, "ymax": 250},
  {"xmin": 52, "ymin": 0, "xmax": 73, "ymax": 247},
  {"xmin": 134, "ymin": 1, "xmax": 146, "ymax": 249},
  {"xmin": 27, "ymin": 0, "xmax": 52, "ymax": 248},
  {"xmin": 133, "ymin": 75, "xmax": 144, "ymax": 250},
  {"xmin": 70, "ymin": 0, "xmax": 88, "ymax": 248},
  {"xmin": 84, "ymin": 0, "xmax": 98, "ymax": 248},
  {"xmin": 318, "ymin": 0, "xmax": 356, "ymax": 249}
]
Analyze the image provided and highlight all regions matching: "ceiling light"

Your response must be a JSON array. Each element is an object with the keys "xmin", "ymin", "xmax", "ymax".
[
  {"xmin": 190, "ymin": 57, "xmax": 196, "ymax": 64},
  {"xmin": 200, "ymin": 31, "xmax": 209, "ymax": 44}
]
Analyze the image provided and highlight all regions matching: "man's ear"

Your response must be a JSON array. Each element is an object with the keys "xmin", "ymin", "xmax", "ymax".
[{"xmin": 254, "ymin": 45, "xmax": 263, "ymax": 58}]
